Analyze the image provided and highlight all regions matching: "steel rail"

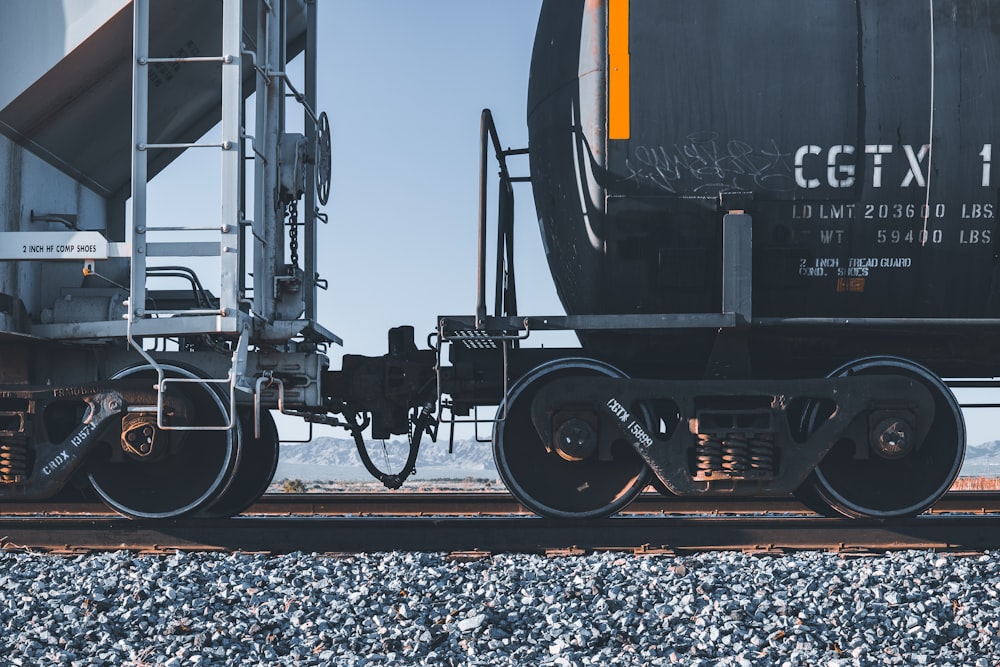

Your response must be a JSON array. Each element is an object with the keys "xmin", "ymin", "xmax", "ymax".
[
  {"xmin": 2, "ymin": 491, "xmax": 999, "ymax": 517},
  {"xmin": 242, "ymin": 491, "xmax": 1000, "ymax": 516},
  {"xmin": 3, "ymin": 515, "xmax": 1000, "ymax": 555}
]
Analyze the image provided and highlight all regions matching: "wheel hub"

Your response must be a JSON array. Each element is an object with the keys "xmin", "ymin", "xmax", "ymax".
[
  {"xmin": 552, "ymin": 415, "xmax": 598, "ymax": 462},
  {"xmin": 120, "ymin": 414, "xmax": 164, "ymax": 460},
  {"xmin": 870, "ymin": 415, "xmax": 914, "ymax": 459}
]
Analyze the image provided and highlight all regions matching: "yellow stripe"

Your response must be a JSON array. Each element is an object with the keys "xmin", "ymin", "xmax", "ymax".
[{"xmin": 608, "ymin": 0, "xmax": 630, "ymax": 140}]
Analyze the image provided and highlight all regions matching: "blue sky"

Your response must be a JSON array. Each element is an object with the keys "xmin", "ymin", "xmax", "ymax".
[
  {"xmin": 315, "ymin": 1, "xmax": 558, "ymax": 359},
  {"xmin": 148, "ymin": 0, "xmax": 557, "ymax": 361}
]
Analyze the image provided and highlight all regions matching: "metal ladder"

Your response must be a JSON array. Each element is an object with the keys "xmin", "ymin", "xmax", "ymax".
[
  {"xmin": 127, "ymin": 0, "xmax": 249, "ymax": 430},
  {"xmin": 129, "ymin": 0, "xmax": 243, "ymax": 332}
]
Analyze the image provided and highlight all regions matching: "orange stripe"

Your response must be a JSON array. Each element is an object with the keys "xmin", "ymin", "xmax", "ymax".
[{"xmin": 608, "ymin": 0, "xmax": 630, "ymax": 140}]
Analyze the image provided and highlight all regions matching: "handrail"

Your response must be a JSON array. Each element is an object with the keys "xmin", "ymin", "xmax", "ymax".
[{"xmin": 476, "ymin": 109, "xmax": 529, "ymax": 329}]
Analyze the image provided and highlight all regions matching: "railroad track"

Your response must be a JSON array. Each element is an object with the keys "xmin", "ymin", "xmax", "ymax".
[
  {"xmin": 3, "ymin": 490, "xmax": 1000, "ymax": 517},
  {"xmin": 3, "ymin": 492, "xmax": 1000, "ymax": 555},
  {"xmin": 2, "ymin": 514, "xmax": 1000, "ymax": 555}
]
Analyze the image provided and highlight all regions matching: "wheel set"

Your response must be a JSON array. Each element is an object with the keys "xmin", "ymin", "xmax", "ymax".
[
  {"xmin": 493, "ymin": 359, "xmax": 652, "ymax": 520},
  {"xmin": 86, "ymin": 364, "xmax": 279, "ymax": 519},
  {"xmin": 494, "ymin": 356, "xmax": 966, "ymax": 521},
  {"xmin": 795, "ymin": 357, "xmax": 965, "ymax": 519},
  {"xmin": 77, "ymin": 355, "xmax": 964, "ymax": 522}
]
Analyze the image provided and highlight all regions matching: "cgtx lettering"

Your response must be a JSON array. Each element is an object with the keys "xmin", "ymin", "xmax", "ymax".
[{"xmin": 794, "ymin": 143, "xmax": 948, "ymax": 189}]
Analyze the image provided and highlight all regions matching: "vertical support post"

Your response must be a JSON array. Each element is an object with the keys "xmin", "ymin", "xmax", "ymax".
[
  {"xmin": 494, "ymin": 177, "xmax": 515, "ymax": 318},
  {"xmin": 219, "ymin": 0, "xmax": 243, "ymax": 319},
  {"xmin": 130, "ymin": 0, "xmax": 150, "ymax": 324},
  {"xmin": 722, "ymin": 212, "xmax": 752, "ymax": 325},
  {"xmin": 126, "ymin": 0, "xmax": 164, "ymax": 384},
  {"xmin": 502, "ymin": 180, "xmax": 517, "ymax": 320},
  {"xmin": 476, "ymin": 110, "xmax": 490, "ymax": 329},
  {"xmin": 303, "ymin": 0, "xmax": 319, "ymax": 322},
  {"xmin": 253, "ymin": 0, "xmax": 285, "ymax": 322}
]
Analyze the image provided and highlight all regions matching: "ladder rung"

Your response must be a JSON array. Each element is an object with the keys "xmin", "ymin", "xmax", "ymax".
[
  {"xmin": 146, "ymin": 225, "xmax": 228, "ymax": 232},
  {"xmin": 141, "ymin": 55, "xmax": 232, "ymax": 64},
  {"xmin": 138, "ymin": 142, "xmax": 231, "ymax": 151},
  {"xmin": 146, "ymin": 242, "xmax": 222, "ymax": 257},
  {"xmin": 142, "ymin": 308, "xmax": 224, "ymax": 316}
]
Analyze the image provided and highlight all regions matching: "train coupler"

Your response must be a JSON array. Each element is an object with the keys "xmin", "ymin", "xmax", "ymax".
[{"xmin": 323, "ymin": 325, "xmax": 437, "ymax": 440}]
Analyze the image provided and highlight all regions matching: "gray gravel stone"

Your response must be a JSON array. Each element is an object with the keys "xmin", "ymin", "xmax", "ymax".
[{"xmin": 1, "ymin": 549, "xmax": 1000, "ymax": 664}]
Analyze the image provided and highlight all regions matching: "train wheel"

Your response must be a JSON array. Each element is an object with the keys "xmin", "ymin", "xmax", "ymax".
[
  {"xmin": 87, "ymin": 363, "xmax": 241, "ymax": 519},
  {"xmin": 793, "ymin": 477, "xmax": 841, "ymax": 517},
  {"xmin": 493, "ymin": 359, "xmax": 651, "ymax": 519},
  {"xmin": 791, "ymin": 398, "xmax": 844, "ymax": 518},
  {"xmin": 197, "ymin": 409, "xmax": 280, "ymax": 518},
  {"xmin": 807, "ymin": 357, "xmax": 965, "ymax": 519}
]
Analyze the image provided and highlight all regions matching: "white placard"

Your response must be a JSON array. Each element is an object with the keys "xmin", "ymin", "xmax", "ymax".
[{"xmin": 0, "ymin": 232, "xmax": 109, "ymax": 260}]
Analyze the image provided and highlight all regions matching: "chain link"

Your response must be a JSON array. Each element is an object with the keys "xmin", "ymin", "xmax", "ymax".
[{"xmin": 286, "ymin": 200, "xmax": 299, "ymax": 270}]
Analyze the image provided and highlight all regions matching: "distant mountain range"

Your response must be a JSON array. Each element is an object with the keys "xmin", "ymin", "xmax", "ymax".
[
  {"xmin": 961, "ymin": 440, "xmax": 1000, "ymax": 476},
  {"xmin": 279, "ymin": 436, "xmax": 497, "ymax": 471},
  {"xmin": 276, "ymin": 437, "xmax": 1000, "ymax": 478},
  {"xmin": 966, "ymin": 440, "xmax": 1000, "ymax": 461}
]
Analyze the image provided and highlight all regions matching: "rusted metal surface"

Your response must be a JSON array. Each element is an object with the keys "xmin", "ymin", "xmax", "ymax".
[{"xmin": 3, "ymin": 515, "xmax": 1000, "ymax": 555}]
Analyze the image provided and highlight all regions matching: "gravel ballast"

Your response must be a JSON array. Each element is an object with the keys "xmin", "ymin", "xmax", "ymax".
[{"xmin": 2, "ymin": 550, "xmax": 1000, "ymax": 665}]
